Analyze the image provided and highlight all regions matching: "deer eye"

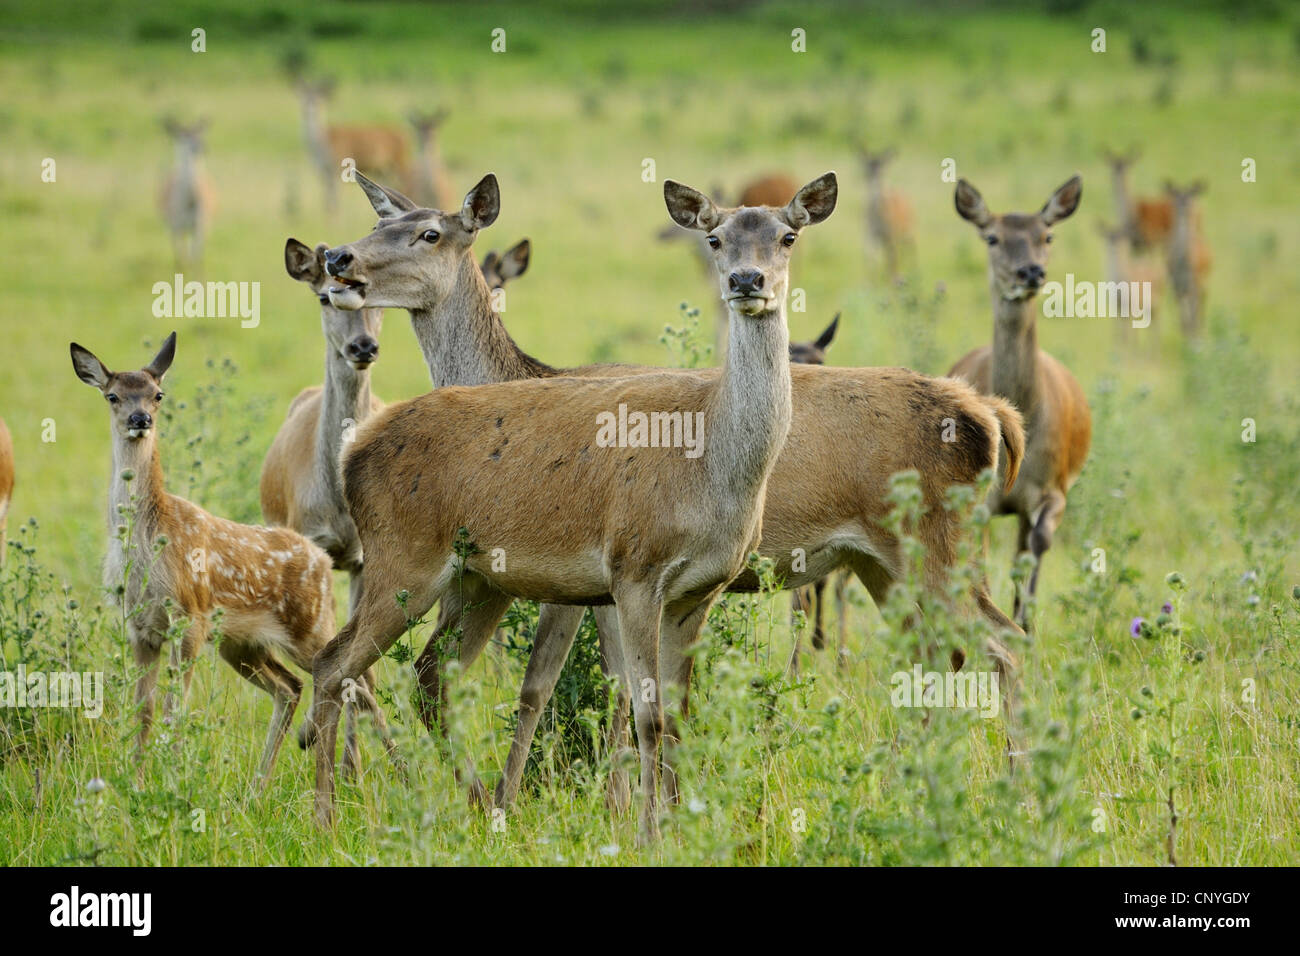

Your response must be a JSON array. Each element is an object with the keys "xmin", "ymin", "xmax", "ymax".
[
  {"xmin": 318, "ymin": 294, "xmax": 330, "ymax": 304},
  {"xmin": 421, "ymin": 230, "xmax": 440, "ymax": 244},
  {"xmin": 706, "ymin": 235, "xmax": 720, "ymax": 250},
  {"xmin": 1044, "ymin": 234, "xmax": 1053, "ymax": 244},
  {"xmin": 781, "ymin": 233, "xmax": 797, "ymax": 247},
  {"xmin": 107, "ymin": 394, "xmax": 119, "ymax": 404},
  {"xmin": 155, "ymin": 392, "xmax": 164, "ymax": 402},
  {"xmin": 985, "ymin": 235, "xmax": 999, "ymax": 246}
]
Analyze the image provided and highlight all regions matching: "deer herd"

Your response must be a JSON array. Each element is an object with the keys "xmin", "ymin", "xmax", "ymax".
[{"xmin": 17, "ymin": 96, "xmax": 1213, "ymax": 845}]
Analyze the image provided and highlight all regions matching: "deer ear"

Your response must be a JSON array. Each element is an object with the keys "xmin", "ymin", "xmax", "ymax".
[
  {"xmin": 355, "ymin": 171, "xmax": 417, "ymax": 219},
  {"xmin": 664, "ymin": 180, "xmax": 720, "ymax": 231},
  {"xmin": 1041, "ymin": 175, "xmax": 1082, "ymax": 226},
  {"xmin": 815, "ymin": 313, "xmax": 840, "ymax": 351},
  {"xmin": 784, "ymin": 172, "xmax": 837, "ymax": 228},
  {"xmin": 70, "ymin": 344, "xmax": 111, "ymax": 389},
  {"xmin": 460, "ymin": 174, "xmax": 500, "ymax": 232},
  {"xmin": 498, "ymin": 238, "xmax": 530, "ymax": 280},
  {"xmin": 284, "ymin": 238, "xmax": 325, "ymax": 285},
  {"xmin": 146, "ymin": 332, "xmax": 177, "ymax": 382},
  {"xmin": 955, "ymin": 179, "xmax": 992, "ymax": 227}
]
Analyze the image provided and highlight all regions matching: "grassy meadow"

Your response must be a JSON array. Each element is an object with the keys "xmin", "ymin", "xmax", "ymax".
[{"xmin": 1, "ymin": 0, "xmax": 1299, "ymax": 865}]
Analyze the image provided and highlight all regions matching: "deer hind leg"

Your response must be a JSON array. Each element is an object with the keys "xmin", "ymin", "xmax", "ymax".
[
  {"xmin": 494, "ymin": 603, "xmax": 585, "ymax": 812},
  {"xmin": 660, "ymin": 594, "xmax": 716, "ymax": 809},
  {"xmin": 612, "ymin": 582, "xmax": 665, "ymax": 845},
  {"xmin": 412, "ymin": 575, "xmax": 512, "ymax": 808},
  {"xmin": 594, "ymin": 605, "xmax": 633, "ymax": 815},
  {"xmin": 788, "ymin": 585, "xmax": 812, "ymax": 675},
  {"xmin": 218, "ymin": 640, "xmax": 303, "ymax": 790}
]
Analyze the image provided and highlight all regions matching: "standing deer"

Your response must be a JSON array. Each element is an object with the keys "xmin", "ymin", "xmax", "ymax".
[
  {"xmin": 297, "ymin": 79, "xmax": 411, "ymax": 213},
  {"xmin": 479, "ymin": 239, "xmax": 531, "ymax": 292},
  {"xmin": 408, "ymin": 109, "xmax": 452, "ymax": 210},
  {"xmin": 160, "ymin": 119, "xmax": 215, "ymax": 271},
  {"xmin": 786, "ymin": 314, "xmax": 851, "ymax": 667},
  {"xmin": 1101, "ymin": 147, "xmax": 1174, "ymax": 252},
  {"xmin": 70, "ymin": 333, "xmax": 380, "ymax": 787},
  {"xmin": 259, "ymin": 239, "xmax": 392, "ymax": 774},
  {"xmin": 305, "ymin": 172, "xmax": 1025, "ymax": 825},
  {"xmin": 1164, "ymin": 181, "xmax": 1212, "ymax": 336},
  {"xmin": 949, "ymin": 176, "xmax": 1092, "ymax": 630},
  {"xmin": 0, "ymin": 416, "xmax": 12, "ymax": 567},
  {"xmin": 303, "ymin": 173, "xmax": 841, "ymax": 842},
  {"xmin": 859, "ymin": 147, "xmax": 914, "ymax": 279}
]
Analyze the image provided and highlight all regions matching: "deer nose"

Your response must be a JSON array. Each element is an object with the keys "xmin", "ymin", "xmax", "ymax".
[
  {"xmin": 325, "ymin": 248, "xmax": 353, "ymax": 276},
  {"xmin": 1016, "ymin": 264, "xmax": 1045, "ymax": 286},
  {"xmin": 347, "ymin": 336, "xmax": 379, "ymax": 364},
  {"xmin": 127, "ymin": 411, "xmax": 152, "ymax": 430},
  {"xmin": 729, "ymin": 269, "xmax": 765, "ymax": 295}
]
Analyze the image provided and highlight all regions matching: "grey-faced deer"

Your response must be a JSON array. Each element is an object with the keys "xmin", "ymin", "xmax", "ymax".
[
  {"xmin": 309, "ymin": 172, "xmax": 1026, "ymax": 824},
  {"xmin": 0, "ymin": 416, "xmax": 11, "ymax": 567},
  {"xmin": 297, "ymin": 79, "xmax": 411, "ymax": 213},
  {"xmin": 160, "ymin": 119, "xmax": 215, "ymax": 271},
  {"xmin": 859, "ymin": 147, "xmax": 914, "ymax": 279},
  {"xmin": 71, "ymin": 333, "xmax": 378, "ymax": 788},
  {"xmin": 479, "ymin": 239, "xmax": 531, "ymax": 291},
  {"xmin": 1164, "ymin": 181, "xmax": 1212, "ymax": 337},
  {"xmin": 408, "ymin": 109, "xmax": 452, "ymax": 210},
  {"xmin": 785, "ymin": 313, "xmax": 851, "ymax": 668},
  {"xmin": 949, "ymin": 176, "xmax": 1092, "ymax": 630},
  {"xmin": 303, "ymin": 174, "xmax": 839, "ymax": 843}
]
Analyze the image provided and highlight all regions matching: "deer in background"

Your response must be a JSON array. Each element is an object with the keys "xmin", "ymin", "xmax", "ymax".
[
  {"xmin": 1097, "ymin": 220, "xmax": 1164, "ymax": 340},
  {"xmin": 408, "ymin": 109, "xmax": 452, "ymax": 210},
  {"xmin": 949, "ymin": 176, "xmax": 1092, "ymax": 630},
  {"xmin": 297, "ymin": 78, "xmax": 411, "ymax": 213},
  {"xmin": 1102, "ymin": 147, "xmax": 1174, "ymax": 253},
  {"xmin": 303, "ymin": 173, "xmax": 842, "ymax": 842},
  {"xmin": 859, "ymin": 146, "xmax": 914, "ymax": 280},
  {"xmin": 479, "ymin": 239, "xmax": 531, "ymax": 291},
  {"xmin": 308, "ymin": 172, "xmax": 1026, "ymax": 826},
  {"xmin": 71, "ymin": 333, "xmax": 385, "ymax": 787},
  {"xmin": 0, "ymin": 417, "xmax": 12, "ymax": 567},
  {"xmin": 160, "ymin": 119, "xmax": 215, "ymax": 271},
  {"xmin": 1164, "ymin": 181, "xmax": 1212, "ymax": 336},
  {"xmin": 259, "ymin": 240, "xmax": 392, "ymax": 776},
  {"xmin": 786, "ymin": 314, "xmax": 851, "ymax": 668}
]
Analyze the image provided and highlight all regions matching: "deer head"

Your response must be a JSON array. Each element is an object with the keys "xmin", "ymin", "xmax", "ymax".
[
  {"xmin": 323, "ymin": 172, "xmax": 499, "ymax": 311},
  {"xmin": 479, "ymin": 239, "xmax": 531, "ymax": 292},
  {"xmin": 663, "ymin": 172, "xmax": 837, "ymax": 317},
  {"xmin": 71, "ymin": 334, "xmax": 176, "ymax": 440},
  {"xmin": 285, "ymin": 238, "xmax": 383, "ymax": 370},
  {"xmin": 955, "ymin": 175, "xmax": 1082, "ymax": 301},
  {"xmin": 788, "ymin": 314, "xmax": 840, "ymax": 365}
]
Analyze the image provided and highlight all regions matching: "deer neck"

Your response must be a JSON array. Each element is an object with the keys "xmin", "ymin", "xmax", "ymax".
[
  {"xmin": 317, "ymin": 339, "xmax": 372, "ymax": 494},
  {"xmin": 408, "ymin": 253, "xmax": 554, "ymax": 388},
  {"xmin": 1111, "ymin": 167, "xmax": 1133, "ymax": 229},
  {"xmin": 990, "ymin": 289, "xmax": 1042, "ymax": 417},
  {"xmin": 108, "ymin": 430, "xmax": 168, "ymax": 548},
  {"xmin": 174, "ymin": 143, "xmax": 198, "ymax": 190},
  {"xmin": 300, "ymin": 98, "xmax": 328, "ymax": 160},
  {"xmin": 705, "ymin": 300, "xmax": 793, "ymax": 492}
]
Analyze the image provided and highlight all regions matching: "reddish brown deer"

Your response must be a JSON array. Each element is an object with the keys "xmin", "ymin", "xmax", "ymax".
[
  {"xmin": 859, "ymin": 147, "xmax": 914, "ymax": 279},
  {"xmin": 303, "ymin": 174, "xmax": 841, "ymax": 842},
  {"xmin": 71, "ymin": 333, "xmax": 377, "ymax": 787},
  {"xmin": 1164, "ymin": 181, "xmax": 1213, "ymax": 336},
  {"xmin": 159, "ymin": 119, "xmax": 215, "ymax": 271},
  {"xmin": 307, "ymin": 172, "xmax": 1026, "ymax": 823},
  {"xmin": 0, "ymin": 416, "xmax": 12, "ymax": 567},
  {"xmin": 949, "ymin": 175, "xmax": 1092, "ymax": 629},
  {"xmin": 297, "ymin": 79, "xmax": 411, "ymax": 212}
]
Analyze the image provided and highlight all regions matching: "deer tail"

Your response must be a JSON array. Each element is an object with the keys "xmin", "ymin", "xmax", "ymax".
[{"xmin": 985, "ymin": 396, "xmax": 1024, "ymax": 494}]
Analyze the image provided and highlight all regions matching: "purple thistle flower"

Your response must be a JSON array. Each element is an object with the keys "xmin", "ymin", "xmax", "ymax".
[
  {"xmin": 1130, "ymin": 617, "xmax": 1145, "ymax": 638},
  {"xmin": 1162, "ymin": 602, "xmax": 1173, "ymax": 614}
]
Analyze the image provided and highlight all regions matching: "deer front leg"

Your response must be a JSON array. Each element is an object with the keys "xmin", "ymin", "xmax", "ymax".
[
  {"xmin": 613, "ymin": 584, "xmax": 664, "ymax": 846},
  {"xmin": 594, "ymin": 606, "xmax": 632, "ymax": 815},
  {"xmin": 833, "ymin": 569, "xmax": 850, "ymax": 667},
  {"xmin": 1023, "ymin": 490, "xmax": 1067, "ymax": 632},
  {"xmin": 494, "ymin": 604, "xmax": 585, "ymax": 811},
  {"xmin": 659, "ymin": 595, "xmax": 714, "ymax": 809},
  {"xmin": 128, "ymin": 606, "xmax": 169, "ymax": 779}
]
